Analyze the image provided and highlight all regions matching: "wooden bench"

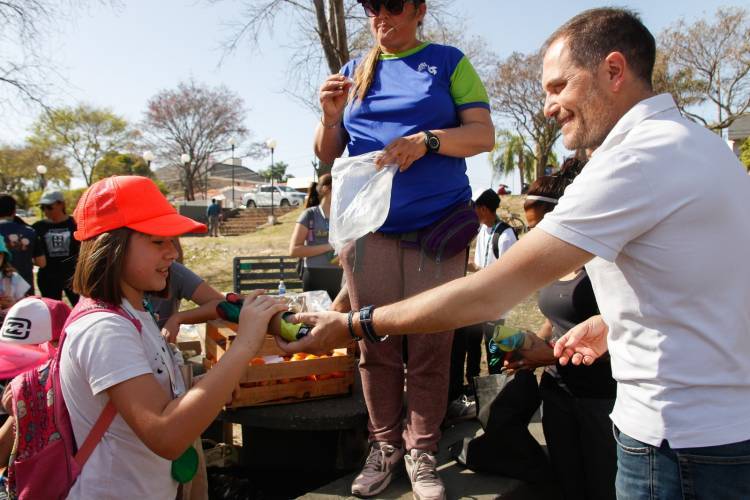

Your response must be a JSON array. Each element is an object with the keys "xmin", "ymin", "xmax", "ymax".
[{"xmin": 232, "ymin": 255, "xmax": 302, "ymax": 294}]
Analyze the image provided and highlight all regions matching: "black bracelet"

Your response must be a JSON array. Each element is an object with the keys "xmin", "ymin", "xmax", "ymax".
[
  {"xmin": 347, "ymin": 311, "xmax": 362, "ymax": 341},
  {"xmin": 359, "ymin": 305, "xmax": 388, "ymax": 343}
]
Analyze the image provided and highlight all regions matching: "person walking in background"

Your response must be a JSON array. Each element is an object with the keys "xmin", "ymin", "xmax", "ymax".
[
  {"xmin": 286, "ymin": 8, "xmax": 750, "ymax": 499},
  {"xmin": 446, "ymin": 189, "xmax": 516, "ymax": 422},
  {"xmin": 206, "ymin": 199, "xmax": 221, "ymax": 237},
  {"xmin": 32, "ymin": 190, "xmax": 80, "ymax": 305},
  {"xmin": 288, "ymin": 174, "xmax": 343, "ymax": 301},
  {"xmin": 0, "ymin": 194, "xmax": 45, "ymax": 295},
  {"xmin": 505, "ymin": 159, "xmax": 617, "ymax": 500},
  {"xmin": 314, "ymin": 0, "xmax": 494, "ymax": 497}
]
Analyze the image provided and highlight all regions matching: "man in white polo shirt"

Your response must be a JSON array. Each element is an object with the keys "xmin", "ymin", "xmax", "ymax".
[{"xmin": 284, "ymin": 8, "xmax": 750, "ymax": 498}]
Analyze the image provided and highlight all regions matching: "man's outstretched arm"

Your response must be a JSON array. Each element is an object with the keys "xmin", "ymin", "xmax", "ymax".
[{"xmin": 282, "ymin": 229, "xmax": 593, "ymax": 354}]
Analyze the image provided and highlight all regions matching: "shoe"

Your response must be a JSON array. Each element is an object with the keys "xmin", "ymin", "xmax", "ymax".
[
  {"xmin": 444, "ymin": 395, "xmax": 477, "ymax": 425},
  {"xmin": 351, "ymin": 441, "xmax": 404, "ymax": 498},
  {"xmin": 404, "ymin": 449, "xmax": 446, "ymax": 500}
]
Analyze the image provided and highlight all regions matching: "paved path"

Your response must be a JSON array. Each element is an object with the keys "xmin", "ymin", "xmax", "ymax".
[{"xmin": 301, "ymin": 414, "xmax": 552, "ymax": 500}]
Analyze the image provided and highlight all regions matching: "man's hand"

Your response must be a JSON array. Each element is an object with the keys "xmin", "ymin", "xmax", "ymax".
[
  {"xmin": 275, "ymin": 311, "xmax": 351, "ymax": 355},
  {"xmin": 503, "ymin": 333, "xmax": 556, "ymax": 374},
  {"xmin": 553, "ymin": 315, "xmax": 609, "ymax": 366}
]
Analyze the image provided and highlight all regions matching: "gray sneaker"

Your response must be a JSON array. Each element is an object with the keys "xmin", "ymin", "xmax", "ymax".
[
  {"xmin": 404, "ymin": 449, "xmax": 446, "ymax": 500},
  {"xmin": 351, "ymin": 441, "xmax": 404, "ymax": 498}
]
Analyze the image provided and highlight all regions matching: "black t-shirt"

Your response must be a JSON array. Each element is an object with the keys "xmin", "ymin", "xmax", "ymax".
[
  {"xmin": 0, "ymin": 219, "xmax": 43, "ymax": 292},
  {"xmin": 32, "ymin": 217, "xmax": 80, "ymax": 278},
  {"xmin": 537, "ymin": 270, "xmax": 616, "ymax": 399}
]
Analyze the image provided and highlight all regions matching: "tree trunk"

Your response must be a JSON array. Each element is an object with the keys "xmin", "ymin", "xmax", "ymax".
[{"xmin": 313, "ymin": 0, "xmax": 341, "ymax": 73}]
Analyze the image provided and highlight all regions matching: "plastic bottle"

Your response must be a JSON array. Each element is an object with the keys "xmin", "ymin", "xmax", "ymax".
[
  {"xmin": 278, "ymin": 279, "xmax": 286, "ymax": 297},
  {"xmin": 491, "ymin": 324, "xmax": 530, "ymax": 352}
]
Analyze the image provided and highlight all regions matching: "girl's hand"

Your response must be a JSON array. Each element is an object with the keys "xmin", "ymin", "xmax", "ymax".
[
  {"xmin": 161, "ymin": 315, "xmax": 181, "ymax": 344},
  {"xmin": 319, "ymin": 74, "xmax": 352, "ymax": 125},
  {"xmin": 376, "ymin": 133, "xmax": 428, "ymax": 172},
  {"xmin": 235, "ymin": 291, "xmax": 288, "ymax": 354}
]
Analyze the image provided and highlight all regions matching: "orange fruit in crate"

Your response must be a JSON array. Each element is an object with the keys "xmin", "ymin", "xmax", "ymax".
[
  {"xmin": 331, "ymin": 371, "xmax": 345, "ymax": 378},
  {"xmin": 291, "ymin": 353, "xmax": 307, "ymax": 361},
  {"xmin": 317, "ymin": 373, "xmax": 333, "ymax": 381},
  {"xmin": 305, "ymin": 374, "xmax": 318, "ymax": 381},
  {"xmin": 250, "ymin": 357, "xmax": 266, "ymax": 366},
  {"xmin": 305, "ymin": 354, "xmax": 319, "ymax": 360},
  {"xmin": 278, "ymin": 378, "xmax": 291, "ymax": 384}
]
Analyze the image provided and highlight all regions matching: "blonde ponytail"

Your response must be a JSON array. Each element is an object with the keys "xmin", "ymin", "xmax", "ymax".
[{"xmin": 351, "ymin": 44, "xmax": 382, "ymax": 103}]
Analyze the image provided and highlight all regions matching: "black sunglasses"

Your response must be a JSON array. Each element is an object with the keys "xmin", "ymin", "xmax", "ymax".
[{"xmin": 360, "ymin": 0, "xmax": 420, "ymax": 17}]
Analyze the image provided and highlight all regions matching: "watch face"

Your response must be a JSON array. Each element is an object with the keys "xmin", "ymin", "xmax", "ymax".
[{"xmin": 427, "ymin": 135, "xmax": 440, "ymax": 150}]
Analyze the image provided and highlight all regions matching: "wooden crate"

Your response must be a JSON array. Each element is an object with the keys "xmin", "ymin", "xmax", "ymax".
[{"xmin": 204, "ymin": 320, "xmax": 356, "ymax": 408}]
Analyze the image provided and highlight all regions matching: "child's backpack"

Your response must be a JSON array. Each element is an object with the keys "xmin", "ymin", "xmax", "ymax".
[
  {"xmin": 7, "ymin": 297, "xmax": 141, "ymax": 500},
  {"xmin": 491, "ymin": 221, "xmax": 518, "ymax": 259}
]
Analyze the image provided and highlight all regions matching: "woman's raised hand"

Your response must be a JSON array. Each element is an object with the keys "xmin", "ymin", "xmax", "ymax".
[{"xmin": 319, "ymin": 74, "xmax": 352, "ymax": 126}]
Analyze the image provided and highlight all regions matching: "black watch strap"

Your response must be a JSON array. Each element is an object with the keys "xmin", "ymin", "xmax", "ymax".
[
  {"xmin": 423, "ymin": 130, "xmax": 440, "ymax": 154},
  {"xmin": 359, "ymin": 305, "xmax": 388, "ymax": 343}
]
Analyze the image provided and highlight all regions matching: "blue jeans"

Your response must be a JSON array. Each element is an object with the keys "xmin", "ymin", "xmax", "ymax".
[{"xmin": 613, "ymin": 425, "xmax": 750, "ymax": 499}]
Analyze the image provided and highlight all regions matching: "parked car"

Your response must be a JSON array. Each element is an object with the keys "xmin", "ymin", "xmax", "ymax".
[{"xmin": 241, "ymin": 185, "xmax": 306, "ymax": 208}]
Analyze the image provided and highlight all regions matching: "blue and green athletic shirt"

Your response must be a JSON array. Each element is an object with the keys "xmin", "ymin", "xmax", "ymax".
[{"xmin": 341, "ymin": 42, "xmax": 490, "ymax": 233}]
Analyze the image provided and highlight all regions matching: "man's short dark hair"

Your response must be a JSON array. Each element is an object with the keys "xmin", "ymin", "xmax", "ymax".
[
  {"xmin": 475, "ymin": 189, "xmax": 500, "ymax": 212},
  {"xmin": 544, "ymin": 8, "xmax": 655, "ymax": 88},
  {"xmin": 0, "ymin": 194, "xmax": 17, "ymax": 217}
]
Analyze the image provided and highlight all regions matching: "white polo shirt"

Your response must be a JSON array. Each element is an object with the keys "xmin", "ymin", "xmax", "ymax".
[{"xmin": 538, "ymin": 94, "xmax": 750, "ymax": 448}]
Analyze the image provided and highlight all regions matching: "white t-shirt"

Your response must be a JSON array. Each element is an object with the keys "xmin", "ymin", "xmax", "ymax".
[
  {"xmin": 60, "ymin": 299, "xmax": 179, "ymax": 500},
  {"xmin": 538, "ymin": 94, "xmax": 750, "ymax": 448},
  {"xmin": 474, "ymin": 223, "xmax": 516, "ymax": 320}
]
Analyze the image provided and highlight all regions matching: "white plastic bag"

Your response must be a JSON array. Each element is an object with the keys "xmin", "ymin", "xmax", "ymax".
[{"xmin": 329, "ymin": 151, "xmax": 397, "ymax": 254}]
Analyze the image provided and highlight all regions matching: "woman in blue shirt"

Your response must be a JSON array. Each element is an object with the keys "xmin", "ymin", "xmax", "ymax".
[{"xmin": 314, "ymin": 2, "xmax": 493, "ymax": 498}]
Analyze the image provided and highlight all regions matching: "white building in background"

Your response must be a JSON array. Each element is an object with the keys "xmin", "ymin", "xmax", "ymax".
[{"xmin": 727, "ymin": 114, "xmax": 750, "ymax": 157}]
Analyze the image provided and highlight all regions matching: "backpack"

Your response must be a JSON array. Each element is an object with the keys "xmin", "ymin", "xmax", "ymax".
[
  {"xmin": 490, "ymin": 221, "xmax": 517, "ymax": 259},
  {"xmin": 7, "ymin": 297, "xmax": 141, "ymax": 500}
]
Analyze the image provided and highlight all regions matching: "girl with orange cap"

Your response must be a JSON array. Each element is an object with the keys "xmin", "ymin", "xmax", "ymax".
[{"xmin": 58, "ymin": 176, "xmax": 287, "ymax": 499}]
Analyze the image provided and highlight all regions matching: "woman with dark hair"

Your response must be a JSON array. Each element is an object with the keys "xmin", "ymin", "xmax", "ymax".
[
  {"xmin": 304, "ymin": 181, "xmax": 320, "ymax": 209},
  {"xmin": 288, "ymin": 174, "xmax": 342, "ymax": 300},
  {"xmin": 313, "ymin": 1, "xmax": 494, "ymax": 497},
  {"xmin": 510, "ymin": 157, "xmax": 617, "ymax": 500}
]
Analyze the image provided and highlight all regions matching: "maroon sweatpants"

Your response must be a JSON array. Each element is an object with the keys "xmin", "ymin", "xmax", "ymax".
[{"xmin": 341, "ymin": 232, "xmax": 466, "ymax": 451}]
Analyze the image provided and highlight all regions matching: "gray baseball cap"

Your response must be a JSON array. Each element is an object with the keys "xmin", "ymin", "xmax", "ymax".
[{"xmin": 39, "ymin": 190, "xmax": 64, "ymax": 205}]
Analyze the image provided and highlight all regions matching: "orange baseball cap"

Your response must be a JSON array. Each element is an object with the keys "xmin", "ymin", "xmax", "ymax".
[{"xmin": 73, "ymin": 176, "xmax": 207, "ymax": 240}]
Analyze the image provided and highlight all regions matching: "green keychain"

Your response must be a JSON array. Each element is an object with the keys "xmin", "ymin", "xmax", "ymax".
[{"xmin": 171, "ymin": 445, "xmax": 199, "ymax": 483}]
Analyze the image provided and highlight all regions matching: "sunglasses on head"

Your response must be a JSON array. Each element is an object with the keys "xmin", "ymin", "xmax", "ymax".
[{"xmin": 359, "ymin": 0, "xmax": 420, "ymax": 17}]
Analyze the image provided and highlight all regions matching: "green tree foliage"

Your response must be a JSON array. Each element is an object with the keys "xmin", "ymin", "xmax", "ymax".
[
  {"xmin": 93, "ymin": 152, "xmax": 154, "ymax": 181},
  {"xmin": 739, "ymin": 138, "xmax": 750, "ymax": 172},
  {"xmin": 488, "ymin": 51, "xmax": 560, "ymax": 180},
  {"xmin": 0, "ymin": 144, "xmax": 69, "ymax": 207},
  {"xmin": 259, "ymin": 161, "xmax": 290, "ymax": 182},
  {"xmin": 29, "ymin": 104, "xmax": 135, "ymax": 186},
  {"xmin": 489, "ymin": 130, "xmax": 536, "ymax": 188}
]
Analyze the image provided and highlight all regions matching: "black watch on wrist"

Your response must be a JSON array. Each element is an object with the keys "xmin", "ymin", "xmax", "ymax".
[
  {"xmin": 422, "ymin": 130, "xmax": 440, "ymax": 154},
  {"xmin": 359, "ymin": 305, "xmax": 388, "ymax": 343}
]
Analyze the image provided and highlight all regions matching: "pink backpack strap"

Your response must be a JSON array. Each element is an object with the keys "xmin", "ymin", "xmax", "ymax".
[
  {"xmin": 60, "ymin": 297, "xmax": 143, "ymax": 465},
  {"xmin": 74, "ymin": 401, "xmax": 116, "ymax": 466}
]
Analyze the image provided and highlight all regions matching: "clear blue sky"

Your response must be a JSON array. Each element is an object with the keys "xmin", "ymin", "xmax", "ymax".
[{"xmin": 0, "ymin": 0, "xmax": 735, "ymax": 193}]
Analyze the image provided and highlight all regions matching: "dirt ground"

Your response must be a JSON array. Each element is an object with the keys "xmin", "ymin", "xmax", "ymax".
[{"xmin": 180, "ymin": 195, "xmax": 545, "ymax": 333}]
